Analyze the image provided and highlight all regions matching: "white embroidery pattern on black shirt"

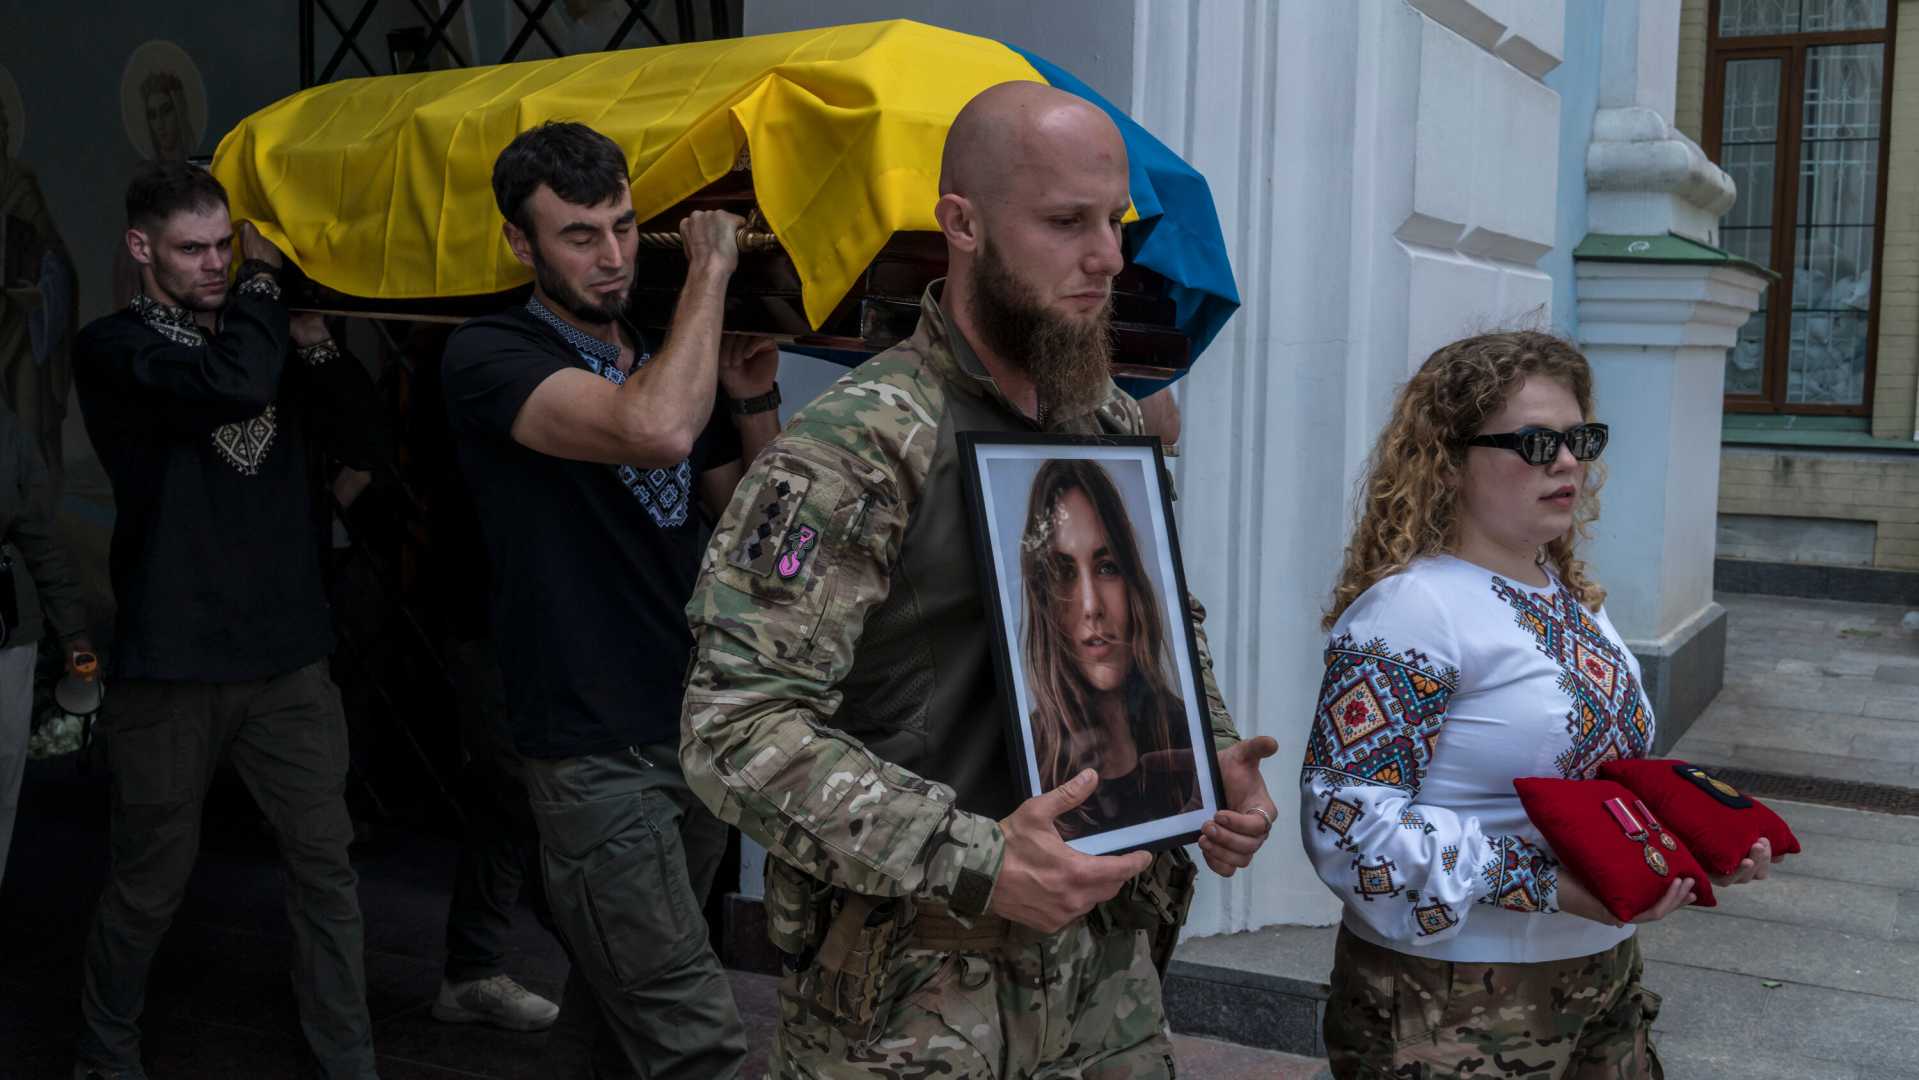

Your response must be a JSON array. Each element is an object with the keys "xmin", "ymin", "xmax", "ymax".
[
  {"xmin": 130, "ymin": 294, "xmax": 278, "ymax": 476},
  {"xmin": 525, "ymin": 296, "xmax": 691, "ymax": 529}
]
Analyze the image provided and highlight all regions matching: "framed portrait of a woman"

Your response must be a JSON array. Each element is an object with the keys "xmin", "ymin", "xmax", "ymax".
[{"xmin": 960, "ymin": 433, "xmax": 1223, "ymax": 855}]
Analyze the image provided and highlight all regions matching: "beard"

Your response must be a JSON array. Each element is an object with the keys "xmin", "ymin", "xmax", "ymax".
[
  {"xmin": 531, "ymin": 244, "xmax": 631, "ymax": 325},
  {"xmin": 968, "ymin": 240, "xmax": 1114, "ymax": 419}
]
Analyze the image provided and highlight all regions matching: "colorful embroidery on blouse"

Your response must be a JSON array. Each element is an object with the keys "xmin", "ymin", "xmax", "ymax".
[
  {"xmin": 1489, "ymin": 577, "xmax": 1654, "ymax": 778},
  {"xmin": 1352, "ymin": 856, "xmax": 1403, "ymax": 902},
  {"xmin": 1314, "ymin": 793, "xmax": 1366, "ymax": 852},
  {"xmin": 1398, "ymin": 809, "xmax": 1435, "ymax": 834},
  {"xmin": 1303, "ymin": 633, "xmax": 1459, "ymax": 794},
  {"xmin": 1413, "ymin": 900, "xmax": 1459, "ymax": 937},
  {"xmin": 1440, "ymin": 844, "xmax": 1460, "ymax": 873},
  {"xmin": 1478, "ymin": 834, "xmax": 1559, "ymax": 913}
]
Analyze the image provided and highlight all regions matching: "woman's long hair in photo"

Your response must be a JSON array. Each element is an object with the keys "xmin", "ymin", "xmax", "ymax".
[
  {"xmin": 1323, "ymin": 330, "xmax": 1606, "ymax": 630},
  {"xmin": 1019, "ymin": 459, "xmax": 1184, "ymax": 794}
]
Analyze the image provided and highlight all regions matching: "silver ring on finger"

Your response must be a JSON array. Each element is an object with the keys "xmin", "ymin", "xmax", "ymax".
[{"xmin": 1245, "ymin": 806, "xmax": 1273, "ymax": 834}]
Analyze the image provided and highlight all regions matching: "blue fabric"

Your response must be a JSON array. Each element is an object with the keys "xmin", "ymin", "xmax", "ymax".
[{"xmin": 1010, "ymin": 45, "xmax": 1241, "ymax": 386}]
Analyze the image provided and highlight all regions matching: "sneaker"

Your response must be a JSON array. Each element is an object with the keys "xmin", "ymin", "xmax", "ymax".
[
  {"xmin": 431, "ymin": 973, "xmax": 560, "ymax": 1032},
  {"xmin": 73, "ymin": 1063, "xmax": 149, "ymax": 1080}
]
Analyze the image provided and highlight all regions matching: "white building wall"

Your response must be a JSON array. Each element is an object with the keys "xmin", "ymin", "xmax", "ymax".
[
  {"xmin": 738, "ymin": 0, "xmax": 1566, "ymax": 935},
  {"xmin": 1146, "ymin": 0, "xmax": 1564, "ymax": 935}
]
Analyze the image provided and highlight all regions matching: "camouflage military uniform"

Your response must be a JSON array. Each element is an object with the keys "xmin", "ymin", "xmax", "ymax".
[
  {"xmin": 1325, "ymin": 926, "xmax": 1664, "ymax": 1079},
  {"xmin": 682, "ymin": 283, "xmax": 1239, "ymax": 1077}
]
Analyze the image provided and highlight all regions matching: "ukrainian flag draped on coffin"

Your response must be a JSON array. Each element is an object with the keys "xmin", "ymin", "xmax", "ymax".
[{"xmin": 211, "ymin": 19, "xmax": 1239, "ymax": 363}]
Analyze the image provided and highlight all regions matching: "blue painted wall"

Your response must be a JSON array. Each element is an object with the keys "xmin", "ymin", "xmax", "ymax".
[{"xmin": 1543, "ymin": 0, "xmax": 1606, "ymax": 340}]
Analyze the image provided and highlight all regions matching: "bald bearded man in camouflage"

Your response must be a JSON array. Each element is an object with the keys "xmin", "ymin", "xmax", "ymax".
[{"xmin": 681, "ymin": 81, "xmax": 1282, "ymax": 1077}]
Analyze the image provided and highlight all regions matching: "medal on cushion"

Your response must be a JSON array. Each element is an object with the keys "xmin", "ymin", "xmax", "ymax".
[
  {"xmin": 1634, "ymin": 799, "xmax": 1679, "ymax": 852},
  {"xmin": 1604, "ymin": 796, "xmax": 1669, "ymax": 877}
]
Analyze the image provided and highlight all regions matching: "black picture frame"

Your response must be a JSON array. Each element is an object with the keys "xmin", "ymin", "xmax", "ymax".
[{"xmin": 958, "ymin": 432, "xmax": 1224, "ymax": 856}]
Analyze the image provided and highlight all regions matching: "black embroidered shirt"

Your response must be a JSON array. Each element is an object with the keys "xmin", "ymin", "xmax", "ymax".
[{"xmin": 73, "ymin": 288, "xmax": 386, "ymax": 682}]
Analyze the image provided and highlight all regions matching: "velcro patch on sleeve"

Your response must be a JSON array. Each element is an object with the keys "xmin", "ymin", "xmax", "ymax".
[{"xmin": 728, "ymin": 467, "xmax": 812, "ymax": 578}]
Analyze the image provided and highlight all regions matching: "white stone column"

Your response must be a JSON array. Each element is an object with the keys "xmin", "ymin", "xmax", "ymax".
[
  {"xmin": 1578, "ymin": 260, "xmax": 1764, "ymax": 737},
  {"xmin": 1576, "ymin": 2, "xmax": 1762, "ymax": 744}
]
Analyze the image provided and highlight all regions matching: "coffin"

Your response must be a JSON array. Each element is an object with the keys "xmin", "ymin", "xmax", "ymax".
[{"xmin": 212, "ymin": 19, "xmax": 1238, "ymax": 393}]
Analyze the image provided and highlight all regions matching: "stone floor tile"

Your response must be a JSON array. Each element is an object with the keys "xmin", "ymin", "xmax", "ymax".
[
  {"xmin": 1892, "ymin": 891, "xmax": 1919, "ymax": 942},
  {"xmin": 1640, "ymin": 960, "xmax": 1777, "ymax": 1045},
  {"xmin": 1651, "ymin": 1034, "xmax": 1861, "ymax": 1080},
  {"xmin": 1773, "ymin": 801, "xmax": 1919, "ymax": 849},
  {"xmin": 1766, "ymin": 830, "xmax": 1919, "ymax": 891},
  {"xmin": 1667, "ymin": 735, "xmax": 1738, "ymax": 764},
  {"xmin": 1718, "ymin": 680, "xmax": 1869, "ymax": 716},
  {"xmin": 1863, "ymin": 697, "xmax": 1919, "ymax": 722},
  {"xmin": 1850, "ymin": 731, "xmax": 1919, "ymax": 763},
  {"xmin": 1680, "ymin": 702, "xmax": 1873, "ymax": 754},
  {"xmin": 1689, "ymin": 869, "xmax": 1899, "ymax": 939},
  {"xmin": 1759, "ymin": 982, "xmax": 1919, "ymax": 1073},
  {"xmin": 1726, "ymin": 743, "xmax": 1916, "ymax": 786},
  {"xmin": 1635, "ymin": 908, "xmax": 1919, "ymax": 1001}
]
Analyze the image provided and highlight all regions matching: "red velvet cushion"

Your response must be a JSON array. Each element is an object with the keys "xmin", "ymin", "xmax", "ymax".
[
  {"xmin": 1598, "ymin": 758, "xmax": 1803, "ymax": 876},
  {"xmin": 1514, "ymin": 777, "xmax": 1716, "ymax": 923}
]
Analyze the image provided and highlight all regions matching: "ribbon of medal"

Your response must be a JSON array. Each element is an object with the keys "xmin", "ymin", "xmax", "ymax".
[
  {"xmin": 1633, "ymin": 799, "xmax": 1679, "ymax": 852},
  {"xmin": 1604, "ymin": 796, "xmax": 1670, "ymax": 877}
]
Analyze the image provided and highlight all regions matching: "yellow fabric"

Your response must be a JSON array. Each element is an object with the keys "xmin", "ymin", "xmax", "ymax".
[{"xmin": 210, "ymin": 20, "xmax": 1049, "ymax": 328}]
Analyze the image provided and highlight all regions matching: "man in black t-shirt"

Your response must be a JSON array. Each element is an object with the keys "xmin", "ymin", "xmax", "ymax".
[{"xmin": 441, "ymin": 122, "xmax": 779, "ymax": 1079}]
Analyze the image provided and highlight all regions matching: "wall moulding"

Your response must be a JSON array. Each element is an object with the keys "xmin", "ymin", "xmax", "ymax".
[{"xmin": 1586, "ymin": 106, "xmax": 1735, "ymax": 213}]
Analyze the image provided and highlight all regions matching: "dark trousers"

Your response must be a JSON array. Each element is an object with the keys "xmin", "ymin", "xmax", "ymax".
[
  {"xmin": 523, "ymin": 741, "xmax": 745, "ymax": 1080},
  {"xmin": 77, "ymin": 661, "xmax": 377, "ymax": 1079},
  {"xmin": 441, "ymin": 636, "xmax": 549, "ymax": 983}
]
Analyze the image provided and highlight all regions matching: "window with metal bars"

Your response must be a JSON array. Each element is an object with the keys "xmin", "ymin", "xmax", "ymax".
[{"xmin": 1705, "ymin": 0, "xmax": 1897, "ymax": 414}]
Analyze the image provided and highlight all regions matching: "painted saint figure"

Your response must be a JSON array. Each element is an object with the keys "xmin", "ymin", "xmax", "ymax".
[
  {"xmin": 140, "ymin": 70, "xmax": 191, "ymax": 162},
  {"xmin": 0, "ymin": 89, "xmax": 78, "ymax": 500},
  {"xmin": 1019, "ymin": 458, "xmax": 1197, "ymax": 840}
]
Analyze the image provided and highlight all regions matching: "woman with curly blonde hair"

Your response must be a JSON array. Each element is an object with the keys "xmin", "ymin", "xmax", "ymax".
[{"xmin": 1299, "ymin": 331, "xmax": 1775, "ymax": 1078}]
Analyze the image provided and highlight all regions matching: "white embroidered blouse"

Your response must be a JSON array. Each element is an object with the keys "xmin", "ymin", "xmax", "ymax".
[{"xmin": 1298, "ymin": 554, "xmax": 1657, "ymax": 963}]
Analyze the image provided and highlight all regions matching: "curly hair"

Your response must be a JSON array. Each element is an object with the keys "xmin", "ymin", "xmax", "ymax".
[{"xmin": 1323, "ymin": 330, "xmax": 1607, "ymax": 630}]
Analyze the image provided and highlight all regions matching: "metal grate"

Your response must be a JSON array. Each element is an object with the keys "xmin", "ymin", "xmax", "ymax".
[
  {"xmin": 299, "ymin": 0, "xmax": 736, "ymax": 88},
  {"xmin": 1705, "ymin": 765, "xmax": 1919, "ymax": 817}
]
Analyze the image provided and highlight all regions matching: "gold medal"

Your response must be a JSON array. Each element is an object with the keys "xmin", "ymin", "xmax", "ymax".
[
  {"xmin": 1634, "ymin": 799, "xmax": 1680, "ymax": 852},
  {"xmin": 1607, "ymin": 796, "xmax": 1670, "ymax": 877}
]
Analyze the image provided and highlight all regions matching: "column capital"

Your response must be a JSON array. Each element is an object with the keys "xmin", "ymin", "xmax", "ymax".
[
  {"xmin": 1586, "ymin": 107, "xmax": 1736, "ymax": 244},
  {"xmin": 1575, "ymin": 259, "xmax": 1767, "ymax": 348}
]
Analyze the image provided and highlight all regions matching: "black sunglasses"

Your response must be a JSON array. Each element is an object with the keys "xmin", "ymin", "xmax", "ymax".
[{"xmin": 1467, "ymin": 423, "xmax": 1609, "ymax": 466}]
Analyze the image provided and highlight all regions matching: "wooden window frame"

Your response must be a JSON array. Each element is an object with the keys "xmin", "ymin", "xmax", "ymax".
[{"xmin": 1705, "ymin": 0, "xmax": 1900, "ymax": 415}]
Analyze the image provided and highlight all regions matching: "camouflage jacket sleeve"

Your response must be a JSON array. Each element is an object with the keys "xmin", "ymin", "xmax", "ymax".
[{"xmin": 680, "ymin": 402, "xmax": 1004, "ymax": 916}]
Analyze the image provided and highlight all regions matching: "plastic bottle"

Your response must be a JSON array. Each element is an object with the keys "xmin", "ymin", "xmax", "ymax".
[{"xmin": 53, "ymin": 650, "xmax": 104, "ymax": 718}]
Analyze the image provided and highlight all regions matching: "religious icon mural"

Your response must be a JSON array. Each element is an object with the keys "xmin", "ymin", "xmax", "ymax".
[
  {"xmin": 120, "ymin": 41, "xmax": 208, "ymax": 161},
  {"xmin": 0, "ymin": 62, "xmax": 79, "ymax": 497},
  {"xmin": 114, "ymin": 42, "xmax": 211, "ymax": 309}
]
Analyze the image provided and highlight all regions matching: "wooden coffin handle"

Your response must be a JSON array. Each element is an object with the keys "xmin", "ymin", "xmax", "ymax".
[{"xmin": 634, "ymin": 228, "xmax": 783, "ymax": 254}]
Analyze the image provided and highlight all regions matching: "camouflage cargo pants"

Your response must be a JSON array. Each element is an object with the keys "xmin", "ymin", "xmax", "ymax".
[
  {"xmin": 774, "ymin": 920, "xmax": 1176, "ymax": 1078},
  {"xmin": 1325, "ymin": 926, "xmax": 1663, "ymax": 1079}
]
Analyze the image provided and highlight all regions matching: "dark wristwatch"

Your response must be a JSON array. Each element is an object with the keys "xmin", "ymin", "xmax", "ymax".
[{"xmin": 729, "ymin": 383, "xmax": 781, "ymax": 416}]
